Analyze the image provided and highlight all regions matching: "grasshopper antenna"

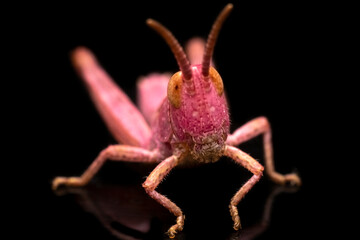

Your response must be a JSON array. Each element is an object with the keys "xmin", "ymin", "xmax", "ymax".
[
  {"xmin": 147, "ymin": 19, "xmax": 193, "ymax": 81},
  {"xmin": 202, "ymin": 3, "xmax": 233, "ymax": 77}
]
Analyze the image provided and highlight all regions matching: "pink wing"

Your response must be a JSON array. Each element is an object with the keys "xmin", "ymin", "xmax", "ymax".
[
  {"xmin": 71, "ymin": 47, "xmax": 151, "ymax": 148},
  {"xmin": 137, "ymin": 73, "xmax": 170, "ymax": 124}
]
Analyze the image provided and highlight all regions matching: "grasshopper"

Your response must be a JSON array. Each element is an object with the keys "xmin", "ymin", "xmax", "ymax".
[{"xmin": 52, "ymin": 4, "xmax": 301, "ymax": 238}]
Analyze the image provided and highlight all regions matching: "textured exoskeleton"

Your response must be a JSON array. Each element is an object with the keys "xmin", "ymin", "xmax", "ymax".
[{"xmin": 52, "ymin": 4, "xmax": 301, "ymax": 238}]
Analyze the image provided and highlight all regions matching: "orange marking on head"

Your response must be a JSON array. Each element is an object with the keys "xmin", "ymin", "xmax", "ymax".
[
  {"xmin": 167, "ymin": 72, "xmax": 183, "ymax": 108},
  {"xmin": 209, "ymin": 67, "xmax": 224, "ymax": 95}
]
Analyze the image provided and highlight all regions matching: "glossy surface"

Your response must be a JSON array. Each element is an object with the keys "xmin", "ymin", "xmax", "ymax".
[
  {"xmin": 32, "ymin": 0, "xmax": 337, "ymax": 239},
  {"xmin": 48, "ymin": 161, "xmax": 307, "ymax": 240}
]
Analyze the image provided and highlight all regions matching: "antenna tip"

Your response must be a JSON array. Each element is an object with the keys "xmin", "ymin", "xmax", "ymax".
[
  {"xmin": 71, "ymin": 47, "xmax": 96, "ymax": 69},
  {"xmin": 226, "ymin": 3, "xmax": 234, "ymax": 10},
  {"xmin": 146, "ymin": 18, "xmax": 155, "ymax": 26}
]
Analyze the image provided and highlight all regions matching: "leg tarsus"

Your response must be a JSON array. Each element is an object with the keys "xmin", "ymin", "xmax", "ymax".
[
  {"xmin": 52, "ymin": 177, "xmax": 84, "ymax": 190},
  {"xmin": 285, "ymin": 173, "xmax": 302, "ymax": 186},
  {"xmin": 167, "ymin": 215, "xmax": 185, "ymax": 238},
  {"xmin": 269, "ymin": 172, "xmax": 302, "ymax": 186},
  {"xmin": 144, "ymin": 188, "xmax": 185, "ymax": 238},
  {"xmin": 229, "ymin": 204, "xmax": 241, "ymax": 230}
]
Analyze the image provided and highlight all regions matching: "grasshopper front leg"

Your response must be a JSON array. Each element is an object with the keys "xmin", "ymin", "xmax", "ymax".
[
  {"xmin": 142, "ymin": 154, "xmax": 184, "ymax": 238},
  {"xmin": 226, "ymin": 116, "xmax": 301, "ymax": 186},
  {"xmin": 52, "ymin": 145, "xmax": 160, "ymax": 190},
  {"xmin": 224, "ymin": 146, "xmax": 264, "ymax": 230}
]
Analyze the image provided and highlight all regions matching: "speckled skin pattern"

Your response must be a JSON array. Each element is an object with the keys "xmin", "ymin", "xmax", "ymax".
[
  {"xmin": 150, "ymin": 65, "xmax": 229, "ymax": 164},
  {"xmin": 52, "ymin": 4, "xmax": 301, "ymax": 238}
]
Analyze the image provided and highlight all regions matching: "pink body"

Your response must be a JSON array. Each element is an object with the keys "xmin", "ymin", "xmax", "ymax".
[{"xmin": 53, "ymin": 4, "xmax": 301, "ymax": 238}]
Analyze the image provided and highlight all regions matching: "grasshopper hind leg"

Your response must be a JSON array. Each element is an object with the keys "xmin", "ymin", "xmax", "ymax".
[{"xmin": 137, "ymin": 73, "xmax": 170, "ymax": 124}]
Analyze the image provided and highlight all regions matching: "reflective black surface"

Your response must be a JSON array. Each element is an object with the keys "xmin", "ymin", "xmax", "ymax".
[
  {"xmin": 29, "ymin": 0, "xmax": 340, "ymax": 239},
  {"xmin": 44, "ymin": 158, "xmax": 319, "ymax": 240},
  {"xmin": 53, "ymin": 177, "xmax": 300, "ymax": 240}
]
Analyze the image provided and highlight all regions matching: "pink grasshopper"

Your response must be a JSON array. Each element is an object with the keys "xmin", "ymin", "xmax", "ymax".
[{"xmin": 52, "ymin": 4, "xmax": 301, "ymax": 238}]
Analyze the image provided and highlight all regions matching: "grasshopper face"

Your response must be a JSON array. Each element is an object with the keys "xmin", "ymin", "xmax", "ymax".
[{"xmin": 168, "ymin": 65, "xmax": 229, "ymax": 163}]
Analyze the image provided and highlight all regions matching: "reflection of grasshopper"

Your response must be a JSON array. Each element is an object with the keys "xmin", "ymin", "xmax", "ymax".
[
  {"xmin": 228, "ymin": 186, "xmax": 299, "ymax": 240},
  {"xmin": 55, "ymin": 184, "xmax": 298, "ymax": 240},
  {"xmin": 52, "ymin": 3, "xmax": 300, "ymax": 238},
  {"xmin": 55, "ymin": 183, "xmax": 170, "ymax": 240}
]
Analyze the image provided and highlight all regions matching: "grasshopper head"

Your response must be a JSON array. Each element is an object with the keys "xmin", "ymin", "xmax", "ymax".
[
  {"xmin": 148, "ymin": 4, "xmax": 233, "ymax": 162},
  {"xmin": 167, "ymin": 64, "xmax": 229, "ymax": 163}
]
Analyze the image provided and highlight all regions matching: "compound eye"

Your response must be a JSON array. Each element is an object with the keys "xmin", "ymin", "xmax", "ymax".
[
  {"xmin": 167, "ymin": 71, "xmax": 183, "ymax": 108},
  {"xmin": 209, "ymin": 67, "xmax": 224, "ymax": 96}
]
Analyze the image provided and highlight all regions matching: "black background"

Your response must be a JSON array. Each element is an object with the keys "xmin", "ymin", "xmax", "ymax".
[{"xmin": 15, "ymin": 0, "xmax": 351, "ymax": 239}]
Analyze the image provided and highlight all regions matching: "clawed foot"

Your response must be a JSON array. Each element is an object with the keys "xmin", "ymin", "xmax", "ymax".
[
  {"xmin": 283, "ymin": 173, "xmax": 302, "ymax": 187},
  {"xmin": 167, "ymin": 215, "xmax": 185, "ymax": 238},
  {"xmin": 52, "ymin": 176, "xmax": 84, "ymax": 190},
  {"xmin": 269, "ymin": 172, "xmax": 302, "ymax": 187},
  {"xmin": 229, "ymin": 205, "xmax": 242, "ymax": 231}
]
